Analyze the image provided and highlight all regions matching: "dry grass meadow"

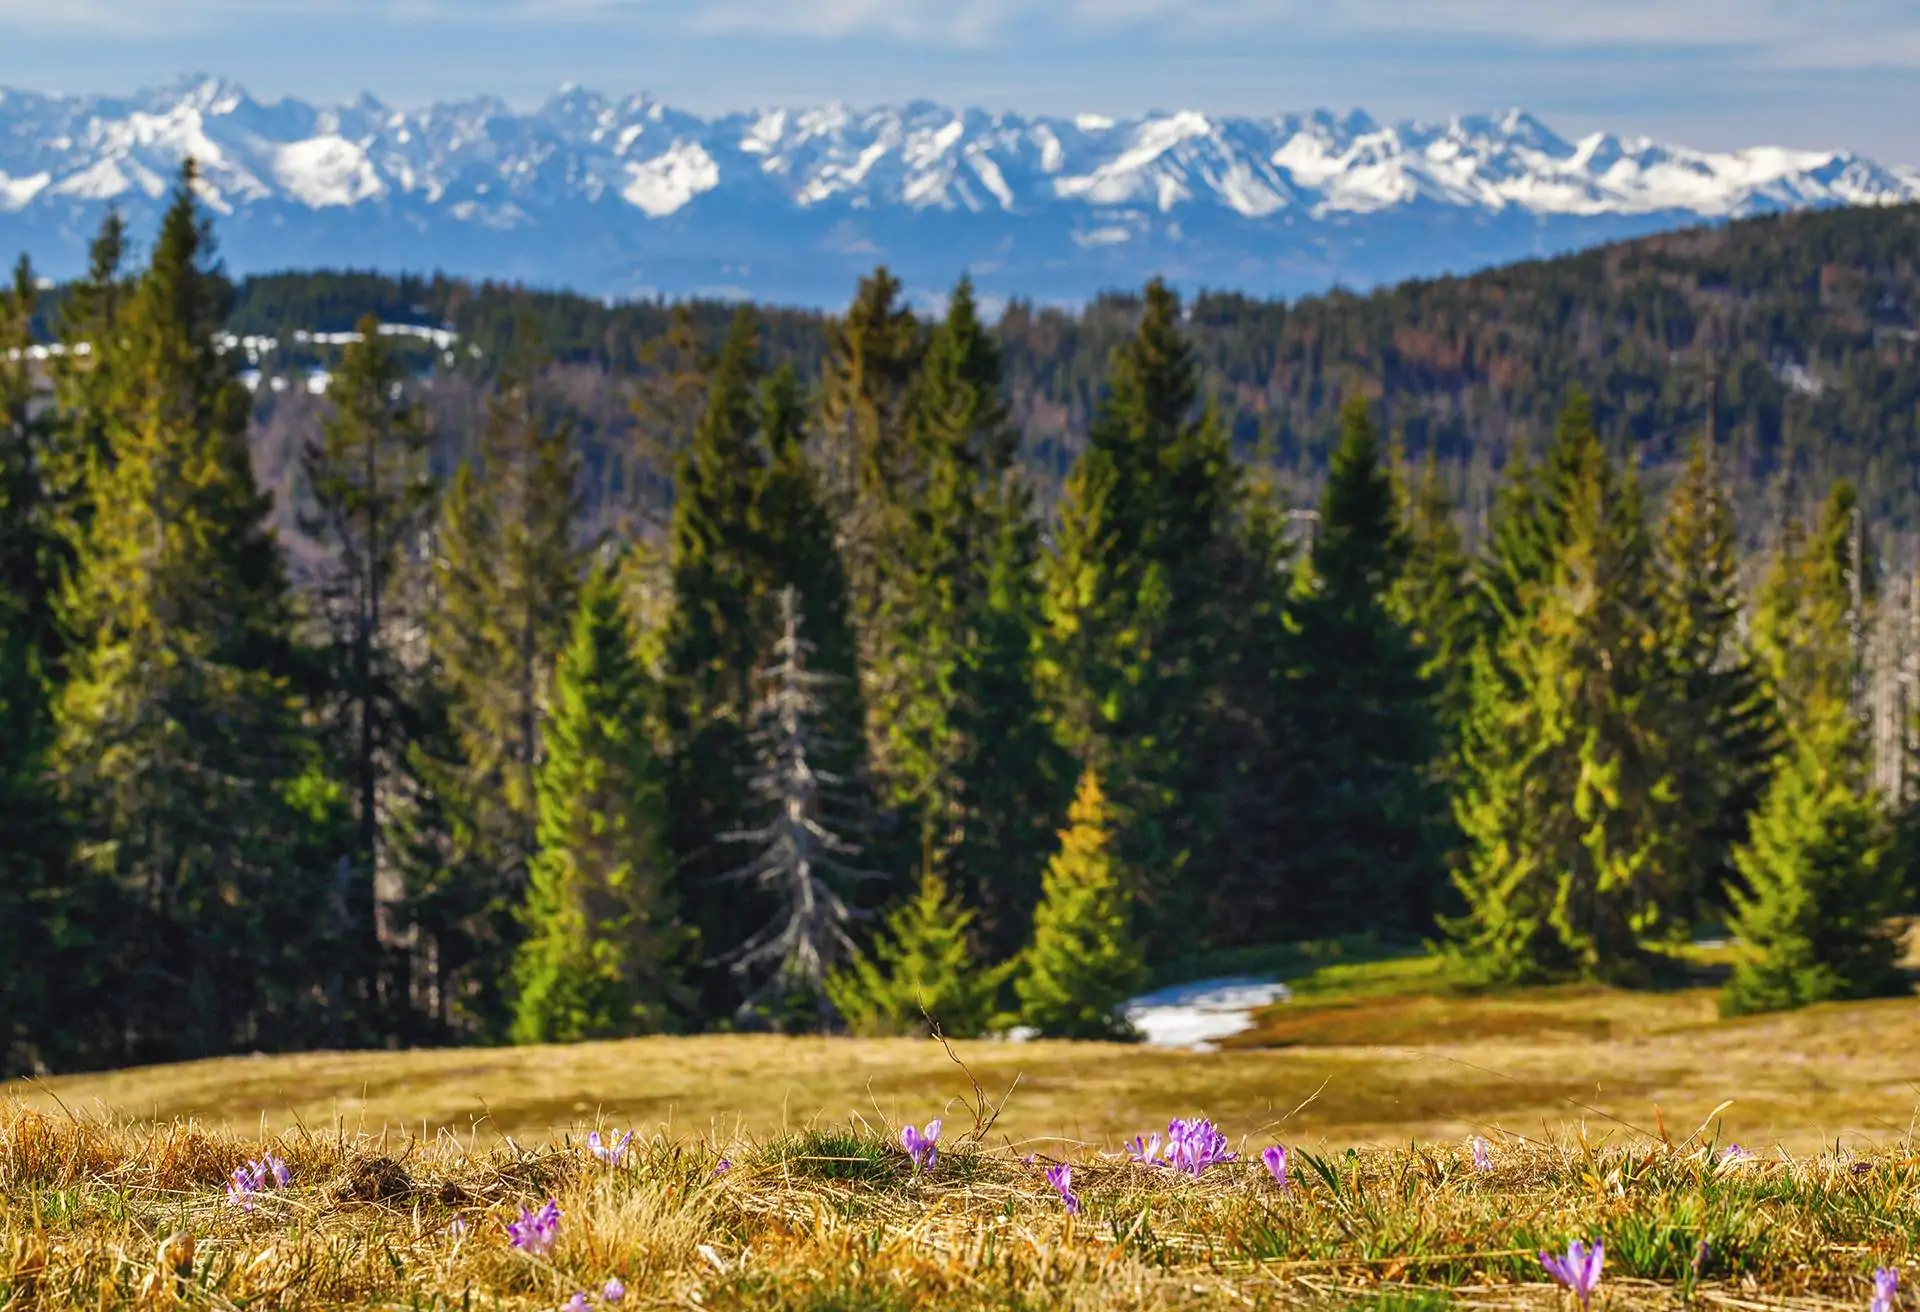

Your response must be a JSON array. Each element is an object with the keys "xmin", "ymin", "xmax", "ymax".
[{"xmin": 7, "ymin": 950, "xmax": 1920, "ymax": 1308}]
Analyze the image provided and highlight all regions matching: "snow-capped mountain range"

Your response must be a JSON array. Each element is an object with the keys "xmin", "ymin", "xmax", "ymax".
[{"xmin": 2, "ymin": 75, "xmax": 1916, "ymax": 306}]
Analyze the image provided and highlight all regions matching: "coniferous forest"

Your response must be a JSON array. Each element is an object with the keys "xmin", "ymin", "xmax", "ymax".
[{"xmin": 4, "ymin": 166, "xmax": 1919, "ymax": 1078}]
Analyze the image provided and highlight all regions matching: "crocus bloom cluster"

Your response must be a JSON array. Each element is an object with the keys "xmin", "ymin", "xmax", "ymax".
[
  {"xmin": 1540, "ymin": 1239, "xmax": 1604, "ymax": 1311},
  {"xmin": 508, "ymin": 1199, "xmax": 562, "ymax": 1257},
  {"xmin": 588, "ymin": 1130, "xmax": 633, "ymax": 1166},
  {"xmin": 1164, "ymin": 1117, "xmax": 1237, "ymax": 1177},
  {"xmin": 1045, "ymin": 1162, "xmax": 1081, "ymax": 1215},
  {"xmin": 1126, "ymin": 1132, "xmax": 1162, "ymax": 1165},
  {"xmin": 1471, "ymin": 1137, "xmax": 1494, "ymax": 1172},
  {"xmin": 1874, "ymin": 1268, "xmax": 1900, "ymax": 1312},
  {"xmin": 225, "ymin": 1154, "xmax": 291, "ymax": 1211},
  {"xmin": 901, "ymin": 1119, "xmax": 941, "ymax": 1172}
]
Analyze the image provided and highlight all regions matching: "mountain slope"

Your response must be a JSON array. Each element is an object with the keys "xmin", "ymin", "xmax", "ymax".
[{"xmin": 3, "ymin": 76, "xmax": 1917, "ymax": 305}]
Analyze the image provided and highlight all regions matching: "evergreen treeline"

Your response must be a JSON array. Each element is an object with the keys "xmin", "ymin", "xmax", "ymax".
[{"xmin": 3, "ymin": 172, "xmax": 1914, "ymax": 1077}]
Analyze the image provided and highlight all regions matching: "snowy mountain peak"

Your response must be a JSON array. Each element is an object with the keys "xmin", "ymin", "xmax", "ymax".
[{"xmin": 1, "ymin": 79, "xmax": 1915, "ymax": 306}]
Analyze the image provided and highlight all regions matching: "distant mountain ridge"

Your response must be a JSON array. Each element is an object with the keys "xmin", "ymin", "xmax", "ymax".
[{"xmin": 2, "ymin": 75, "xmax": 1917, "ymax": 305}]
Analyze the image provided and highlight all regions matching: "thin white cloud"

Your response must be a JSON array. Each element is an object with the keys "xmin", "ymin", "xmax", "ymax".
[{"xmin": 1, "ymin": 0, "xmax": 1913, "ymax": 71}]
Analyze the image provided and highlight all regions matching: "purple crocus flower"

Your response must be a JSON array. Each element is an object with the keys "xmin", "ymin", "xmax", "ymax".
[
  {"xmin": 226, "ymin": 1155, "xmax": 290, "ymax": 1211},
  {"xmin": 1720, "ymin": 1144, "xmax": 1754, "ymax": 1165},
  {"xmin": 507, "ymin": 1199, "xmax": 562, "ymax": 1257},
  {"xmin": 1126, "ymin": 1132, "xmax": 1163, "ymax": 1166},
  {"xmin": 714, "ymin": 1158, "xmax": 732, "ymax": 1176},
  {"xmin": 563, "ymin": 1295, "xmax": 589, "ymax": 1312},
  {"xmin": 1163, "ymin": 1117, "xmax": 1236, "ymax": 1178},
  {"xmin": 1540, "ymin": 1239, "xmax": 1604, "ymax": 1311},
  {"xmin": 1471, "ymin": 1137, "xmax": 1494, "ymax": 1172},
  {"xmin": 226, "ymin": 1163, "xmax": 264, "ymax": 1211},
  {"xmin": 588, "ymin": 1130, "xmax": 633, "ymax": 1166},
  {"xmin": 1044, "ymin": 1162, "xmax": 1081, "ymax": 1215},
  {"xmin": 1261, "ymin": 1145, "xmax": 1289, "ymax": 1188},
  {"xmin": 1874, "ymin": 1268, "xmax": 1900, "ymax": 1312},
  {"xmin": 900, "ymin": 1118, "xmax": 941, "ymax": 1172},
  {"xmin": 604, "ymin": 1276, "xmax": 628, "ymax": 1303}
]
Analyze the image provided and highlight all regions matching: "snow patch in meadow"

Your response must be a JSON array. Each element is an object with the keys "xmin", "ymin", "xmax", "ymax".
[{"xmin": 1122, "ymin": 976, "xmax": 1291, "ymax": 1051}]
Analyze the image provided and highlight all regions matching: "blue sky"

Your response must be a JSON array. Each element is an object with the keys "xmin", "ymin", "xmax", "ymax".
[{"xmin": 0, "ymin": 1, "xmax": 1912, "ymax": 161}]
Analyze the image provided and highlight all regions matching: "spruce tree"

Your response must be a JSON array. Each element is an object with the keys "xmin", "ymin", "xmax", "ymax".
[
  {"xmin": 1722, "ymin": 487, "xmax": 1907, "ymax": 1013},
  {"xmin": 1653, "ymin": 437, "xmax": 1773, "ymax": 920},
  {"xmin": 511, "ymin": 559, "xmax": 687, "ymax": 1043},
  {"xmin": 1040, "ymin": 280, "xmax": 1241, "ymax": 958},
  {"xmin": 1446, "ymin": 396, "xmax": 1679, "ymax": 983},
  {"xmin": 872, "ymin": 279, "xmax": 1070, "ymax": 955},
  {"xmin": 1284, "ymin": 398, "xmax": 1450, "ymax": 934},
  {"xmin": 301, "ymin": 316, "xmax": 437, "ymax": 1038},
  {"xmin": 1722, "ymin": 735, "xmax": 1903, "ymax": 1014},
  {"xmin": 53, "ymin": 166, "xmax": 343, "ymax": 1061},
  {"xmin": 0, "ymin": 254, "xmax": 96, "ymax": 1076},
  {"xmin": 1201, "ymin": 461, "xmax": 1300, "ymax": 943},
  {"xmin": 1015, "ymin": 768, "xmax": 1147, "ymax": 1040},
  {"xmin": 825, "ymin": 870, "xmax": 1013, "ymax": 1038},
  {"xmin": 423, "ymin": 363, "xmax": 584, "ymax": 1035},
  {"xmin": 722, "ymin": 587, "xmax": 874, "ymax": 1028},
  {"xmin": 661, "ymin": 309, "xmax": 774, "ymax": 1014}
]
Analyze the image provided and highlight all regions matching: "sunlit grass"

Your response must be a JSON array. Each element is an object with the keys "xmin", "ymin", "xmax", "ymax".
[
  {"xmin": 11, "ymin": 950, "xmax": 1920, "ymax": 1304},
  {"xmin": 2, "ymin": 1097, "xmax": 1914, "ymax": 1310}
]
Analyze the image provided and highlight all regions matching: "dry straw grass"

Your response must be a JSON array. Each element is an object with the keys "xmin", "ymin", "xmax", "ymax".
[
  {"xmin": 3, "ymin": 1088, "xmax": 1917, "ymax": 1311},
  {"xmin": 10, "ymin": 964, "xmax": 1920, "ymax": 1307}
]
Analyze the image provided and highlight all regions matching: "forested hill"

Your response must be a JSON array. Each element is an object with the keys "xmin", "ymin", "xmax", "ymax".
[{"xmin": 108, "ymin": 199, "xmax": 1920, "ymax": 541}]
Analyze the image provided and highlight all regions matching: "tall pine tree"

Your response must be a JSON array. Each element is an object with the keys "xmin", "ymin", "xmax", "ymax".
[
  {"xmin": 661, "ymin": 309, "xmax": 776, "ymax": 1016},
  {"xmin": 871, "ymin": 279, "xmax": 1070, "ymax": 956},
  {"xmin": 1040, "ymin": 280, "xmax": 1241, "ymax": 960},
  {"xmin": 512, "ymin": 558, "xmax": 687, "ymax": 1043},
  {"xmin": 53, "ymin": 166, "xmax": 344, "ymax": 1061},
  {"xmin": 1447, "ymin": 396, "xmax": 1680, "ymax": 983},
  {"xmin": 1284, "ymin": 398, "xmax": 1450, "ymax": 935},
  {"xmin": 0, "ymin": 254, "xmax": 98, "ymax": 1075},
  {"xmin": 721, "ymin": 587, "xmax": 874, "ymax": 1029},
  {"xmin": 1653, "ymin": 435, "xmax": 1773, "ymax": 921},
  {"xmin": 1723, "ymin": 486, "xmax": 1907, "ymax": 1013}
]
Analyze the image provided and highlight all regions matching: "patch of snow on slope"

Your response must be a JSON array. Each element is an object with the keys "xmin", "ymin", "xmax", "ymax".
[
  {"xmin": 0, "ymin": 171, "xmax": 49, "ymax": 211},
  {"xmin": 1123, "ymin": 976, "xmax": 1292, "ymax": 1050},
  {"xmin": 273, "ymin": 137, "xmax": 383, "ymax": 208},
  {"xmin": 51, "ymin": 158, "xmax": 149, "ymax": 200},
  {"xmin": 621, "ymin": 142, "xmax": 719, "ymax": 216}
]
